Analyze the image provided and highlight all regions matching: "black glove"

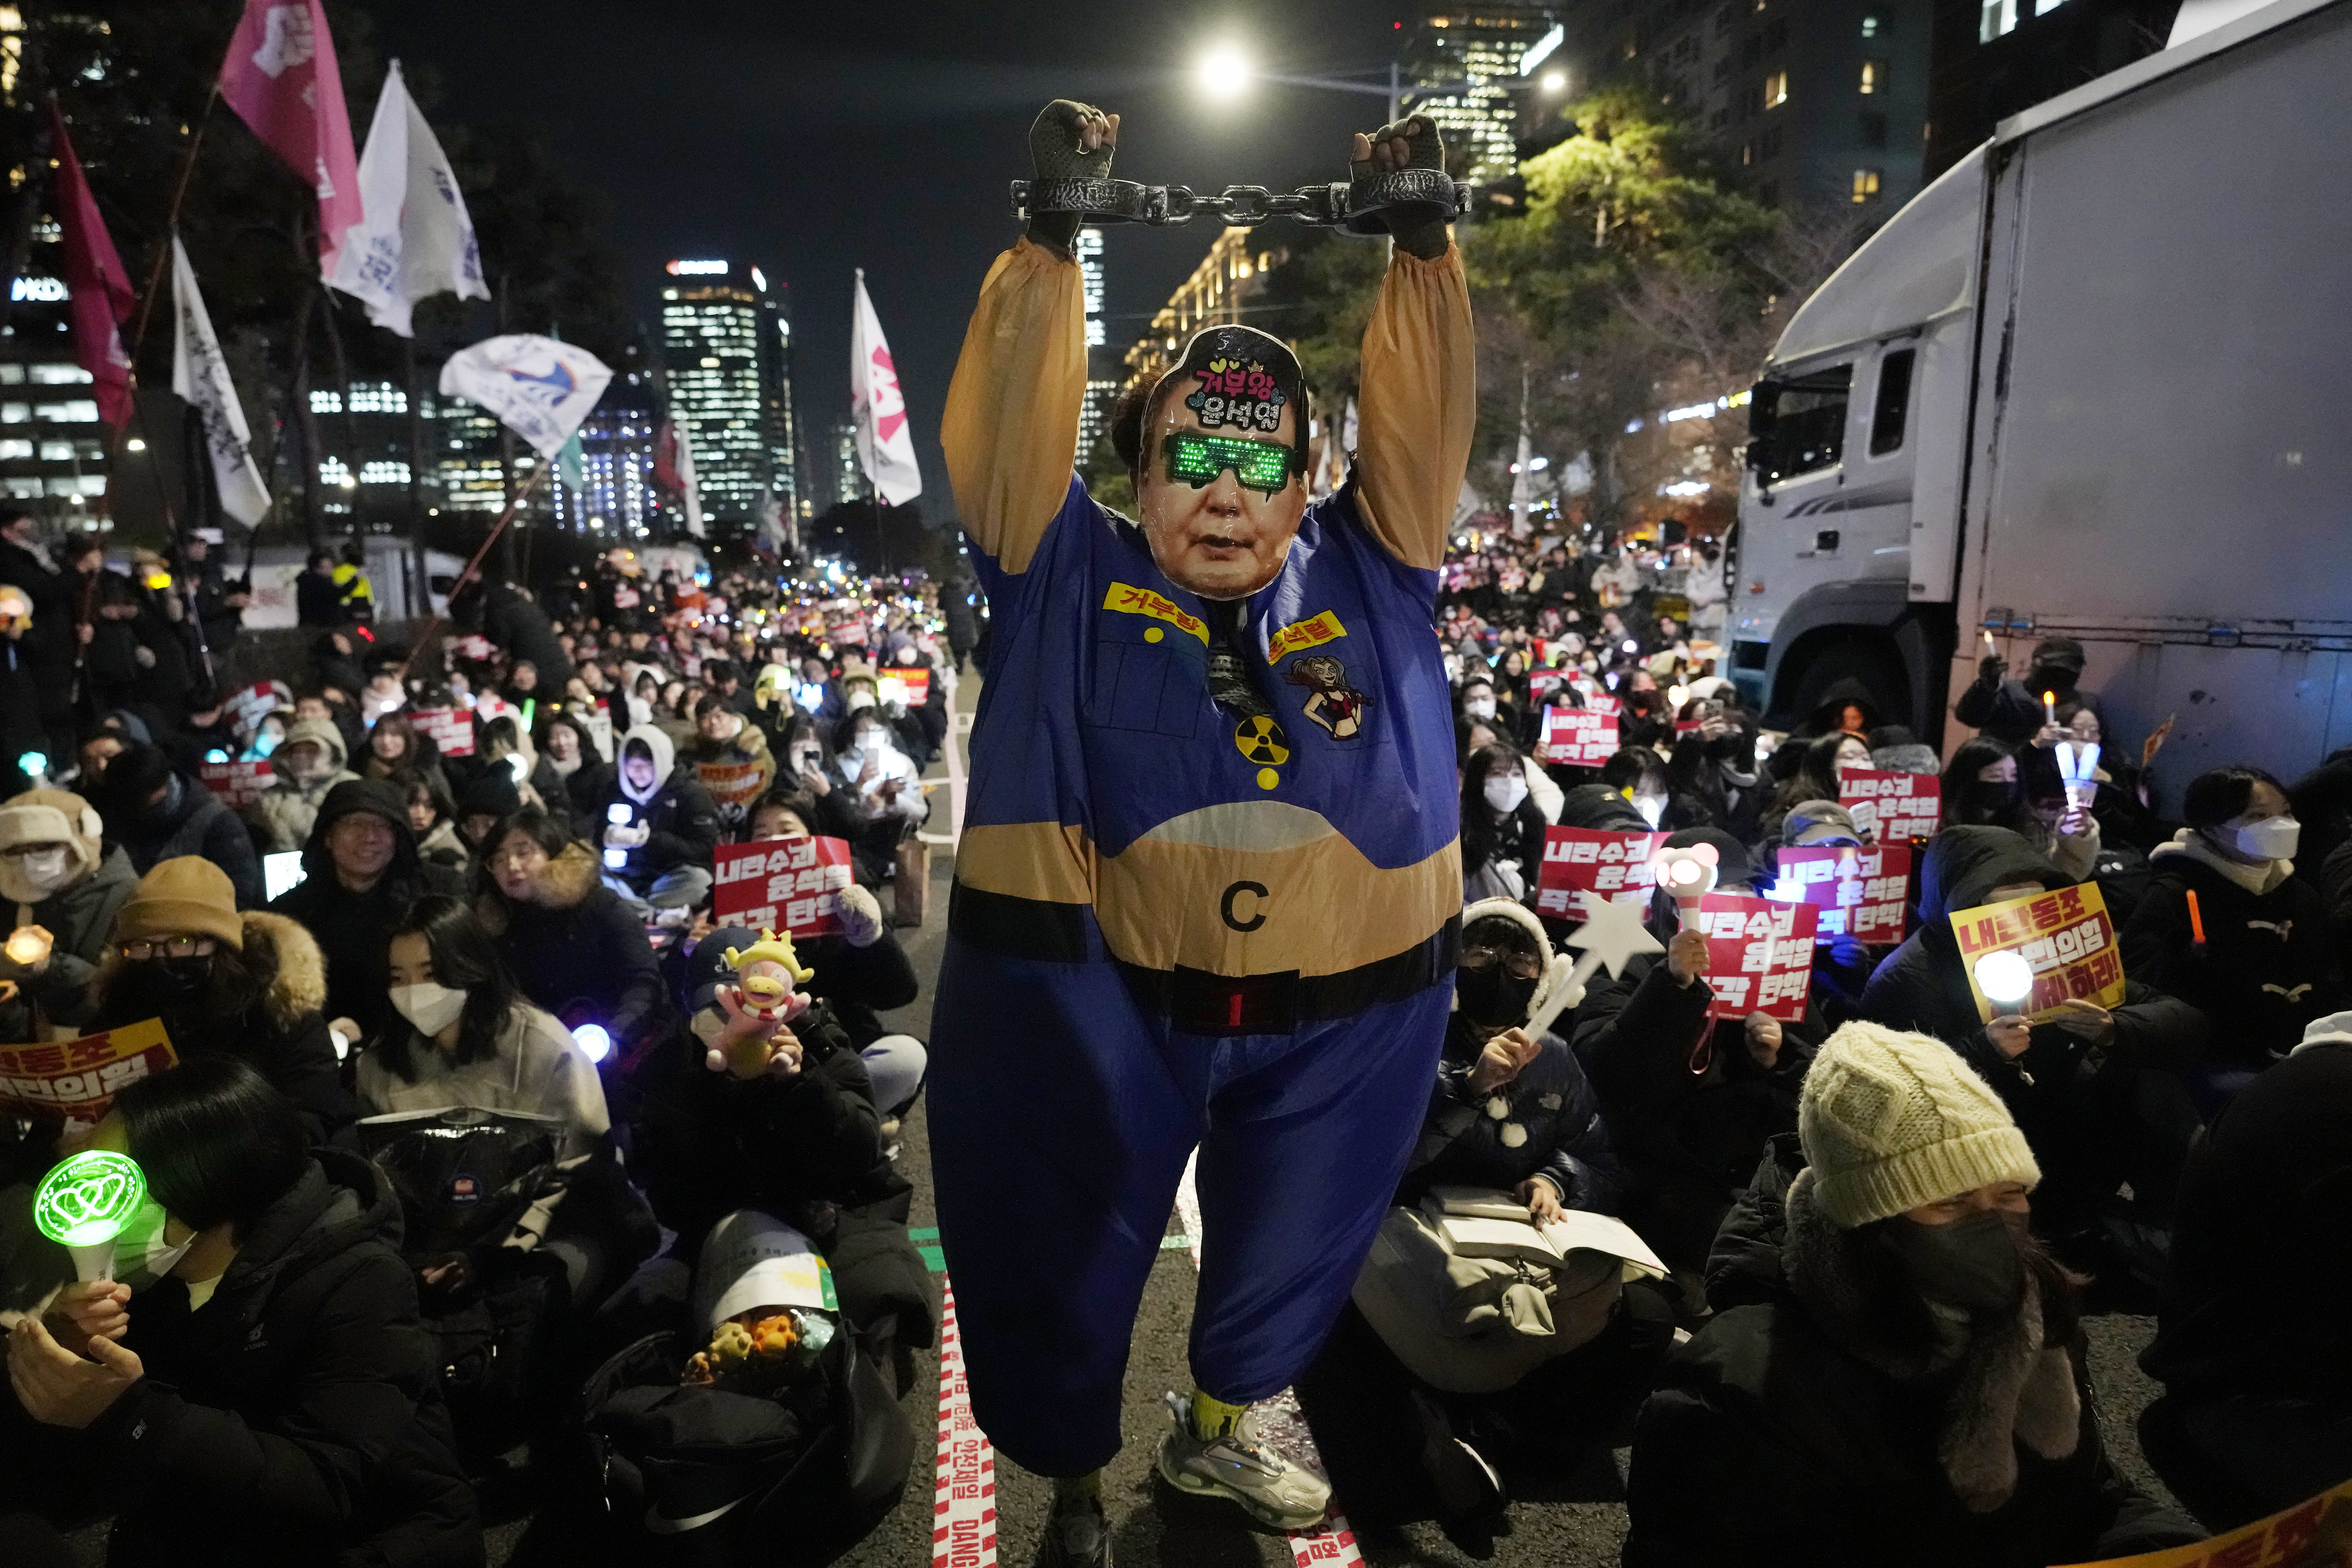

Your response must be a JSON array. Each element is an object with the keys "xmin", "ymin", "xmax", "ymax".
[
  {"xmin": 1354, "ymin": 115, "xmax": 1450, "ymax": 260},
  {"xmin": 1026, "ymin": 99, "xmax": 1114, "ymax": 253},
  {"xmin": 1978, "ymin": 655, "xmax": 2005, "ymax": 682}
]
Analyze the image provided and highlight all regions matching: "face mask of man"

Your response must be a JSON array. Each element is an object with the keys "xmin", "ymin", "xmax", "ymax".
[
  {"xmin": 120, "ymin": 953, "xmax": 212, "ymax": 1013},
  {"xmin": 1463, "ymin": 695, "xmax": 1497, "ymax": 721},
  {"xmin": 1879, "ymin": 1209, "xmax": 2027, "ymax": 1317},
  {"xmin": 0, "ymin": 847, "xmax": 72, "ymax": 904},
  {"xmin": 2229, "ymin": 814, "xmax": 2300, "ymax": 862},
  {"xmin": 2029, "ymin": 666, "xmax": 2079, "ymax": 698},
  {"xmin": 1483, "ymin": 772, "xmax": 1528, "ymax": 814},
  {"xmin": 1456, "ymin": 963, "xmax": 1539, "ymax": 1028},
  {"xmin": 390, "ymin": 981, "xmax": 467, "ymax": 1038}
]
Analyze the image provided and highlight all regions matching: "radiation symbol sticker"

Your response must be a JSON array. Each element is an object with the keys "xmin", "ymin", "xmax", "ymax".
[{"xmin": 1234, "ymin": 715, "xmax": 1290, "ymax": 766}]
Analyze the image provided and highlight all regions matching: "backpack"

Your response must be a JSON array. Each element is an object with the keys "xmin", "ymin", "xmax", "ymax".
[{"xmin": 581, "ymin": 1325, "xmax": 912, "ymax": 1563}]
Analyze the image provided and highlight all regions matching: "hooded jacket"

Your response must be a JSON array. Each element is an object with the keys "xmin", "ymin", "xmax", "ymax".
[
  {"xmin": 246, "ymin": 718, "xmax": 362, "ymax": 854},
  {"xmin": 2119, "ymin": 828, "xmax": 2341, "ymax": 1069},
  {"xmin": 106, "ymin": 763, "xmax": 263, "ymax": 910},
  {"xmin": 86, "ymin": 910, "xmax": 355, "ymax": 1146},
  {"xmin": 1859, "ymin": 828, "xmax": 2204, "ymax": 1126},
  {"xmin": 0, "ymin": 790, "xmax": 137, "ymax": 1034},
  {"xmin": 269, "ymin": 779, "xmax": 466, "ymax": 1047},
  {"xmin": 72, "ymin": 1149, "xmax": 479, "ymax": 1568},
  {"xmin": 598, "ymin": 723, "xmax": 721, "ymax": 887},
  {"xmin": 1624, "ymin": 1149, "xmax": 2200, "ymax": 1568},
  {"xmin": 477, "ymin": 840, "xmax": 673, "ymax": 1060}
]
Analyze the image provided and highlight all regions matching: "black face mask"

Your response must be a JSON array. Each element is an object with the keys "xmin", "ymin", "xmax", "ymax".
[
  {"xmin": 1456, "ymin": 964, "xmax": 1538, "ymax": 1028},
  {"xmin": 2029, "ymin": 665, "xmax": 2079, "ymax": 698},
  {"xmin": 116, "ymin": 954, "xmax": 213, "ymax": 1014},
  {"xmin": 1879, "ymin": 1209, "xmax": 2028, "ymax": 1317}
]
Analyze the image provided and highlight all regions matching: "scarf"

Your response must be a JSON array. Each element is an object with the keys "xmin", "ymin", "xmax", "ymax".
[{"xmin": 2149, "ymin": 827, "xmax": 2292, "ymax": 896}]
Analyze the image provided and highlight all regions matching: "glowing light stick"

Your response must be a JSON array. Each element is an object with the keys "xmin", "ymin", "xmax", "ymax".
[
  {"xmin": 572, "ymin": 1022, "xmax": 612, "ymax": 1063},
  {"xmin": 1973, "ymin": 950, "xmax": 2035, "ymax": 1015},
  {"xmin": 34, "ymin": 1150, "xmax": 146, "ymax": 1282},
  {"xmin": 1653, "ymin": 843, "xmax": 1721, "ymax": 932},
  {"xmin": 7, "ymin": 925, "xmax": 54, "ymax": 967},
  {"xmin": 2185, "ymin": 889, "xmax": 2206, "ymax": 953},
  {"xmin": 17, "ymin": 751, "xmax": 47, "ymax": 780}
]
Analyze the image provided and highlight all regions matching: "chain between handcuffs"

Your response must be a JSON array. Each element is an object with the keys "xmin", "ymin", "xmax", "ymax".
[{"xmin": 1010, "ymin": 169, "xmax": 1473, "ymax": 235}]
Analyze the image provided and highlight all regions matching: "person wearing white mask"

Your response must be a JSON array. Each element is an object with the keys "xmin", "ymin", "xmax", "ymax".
[
  {"xmin": 1461, "ymin": 743, "xmax": 1547, "ymax": 904},
  {"xmin": 2124, "ymin": 764, "xmax": 2341, "ymax": 1105},
  {"xmin": 0, "ymin": 788, "xmax": 137, "ymax": 1038},
  {"xmin": 831, "ymin": 709, "xmax": 931, "ymax": 891}
]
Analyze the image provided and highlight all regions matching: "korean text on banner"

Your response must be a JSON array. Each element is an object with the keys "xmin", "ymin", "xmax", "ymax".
[
  {"xmin": 1695, "ymin": 893, "xmax": 1817, "ymax": 1022},
  {"xmin": 712, "ymin": 836, "xmax": 854, "ymax": 938},
  {"xmin": 1539, "ymin": 707, "xmax": 1620, "ymax": 767},
  {"xmin": 696, "ymin": 762, "xmax": 768, "ymax": 810},
  {"xmin": 1950, "ymin": 882, "xmax": 2125, "ymax": 1024},
  {"xmin": 879, "ymin": 667, "xmax": 931, "ymax": 708},
  {"xmin": 1771, "ymin": 842, "xmax": 1912, "ymax": 945},
  {"xmin": 0, "ymin": 1019, "xmax": 177, "ymax": 1121},
  {"xmin": 225, "ymin": 681, "xmax": 289, "ymax": 736},
  {"xmin": 1839, "ymin": 768, "xmax": 1941, "ymax": 842},
  {"xmin": 830, "ymin": 621, "xmax": 868, "ymax": 647},
  {"xmin": 407, "ymin": 707, "xmax": 476, "ymax": 758},
  {"xmin": 2048, "ymin": 1476, "xmax": 2352, "ymax": 1567},
  {"xmin": 1537, "ymin": 826, "xmax": 1668, "ymax": 918},
  {"xmin": 198, "ymin": 759, "xmax": 276, "ymax": 810}
]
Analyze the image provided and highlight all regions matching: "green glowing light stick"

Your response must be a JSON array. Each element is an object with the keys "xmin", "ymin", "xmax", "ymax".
[{"xmin": 34, "ymin": 1150, "xmax": 146, "ymax": 1280}]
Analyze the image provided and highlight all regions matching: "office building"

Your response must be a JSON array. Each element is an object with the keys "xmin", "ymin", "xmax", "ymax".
[
  {"xmin": 0, "ymin": 214, "xmax": 116, "ymax": 526},
  {"xmin": 829, "ymin": 419, "xmax": 862, "ymax": 511},
  {"xmin": 1075, "ymin": 227, "xmax": 1122, "ymax": 458},
  {"xmin": 1120, "ymin": 228, "xmax": 1293, "ymax": 391},
  {"xmin": 1402, "ymin": 5, "xmax": 1562, "ymax": 188},
  {"xmin": 550, "ymin": 370, "xmax": 662, "ymax": 538},
  {"xmin": 1923, "ymin": 0, "xmax": 2173, "ymax": 178},
  {"xmin": 659, "ymin": 259, "xmax": 795, "ymax": 537},
  {"xmin": 762, "ymin": 284, "xmax": 801, "ymax": 523}
]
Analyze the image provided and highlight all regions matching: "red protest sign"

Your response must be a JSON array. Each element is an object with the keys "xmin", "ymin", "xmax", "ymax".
[
  {"xmin": 1771, "ymin": 841, "xmax": 1912, "ymax": 945},
  {"xmin": 1694, "ymin": 893, "xmax": 1817, "ymax": 1023},
  {"xmin": 0, "ymin": 1018, "xmax": 176, "ymax": 1121},
  {"xmin": 696, "ymin": 761, "xmax": 768, "ymax": 809},
  {"xmin": 408, "ymin": 707, "xmax": 477, "ymax": 758},
  {"xmin": 198, "ymin": 759, "xmax": 275, "ymax": 810},
  {"xmin": 1951, "ymin": 882, "xmax": 2125, "ymax": 1024},
  {"xmin": 712, "ymin": 836, "xmax": 854, "ymax": 939},
  {"xmin": 1536, "ymin": 826, "xmax": 1669, "ymax": 919},
  {"xmin": 879, "ymin": 667, "xmax": 931, "ymax": 708},
  {"xmin": 225, "ymin": 680, "xmax": 288, "ymax": 736},
  {"xmin": 1538, "ymin": 707, "xmax": 1619, "ymax": 766},
  {"xmin": 1839, "ymin": 768, "xmax": 1939, "ymax": 841},
  {"xmin": 828, "ymin": 621, "xmax": 867, "ymax": 647}
]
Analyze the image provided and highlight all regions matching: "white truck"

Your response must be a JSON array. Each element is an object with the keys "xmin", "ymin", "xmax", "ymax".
[{"xmin": 1727, "ymin": 0, "xmax": 2352, "ymax": 794}]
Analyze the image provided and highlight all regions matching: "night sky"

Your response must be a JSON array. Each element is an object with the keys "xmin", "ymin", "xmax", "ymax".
[{"xmin": 371, "ymin": 0, "xmax": 1418, "ymax": 526}]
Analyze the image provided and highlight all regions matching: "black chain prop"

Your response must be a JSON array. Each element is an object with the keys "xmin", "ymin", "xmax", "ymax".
[{"xmin": 1010, "ymin": 168, "xmax": 1471, "ymax": 237}]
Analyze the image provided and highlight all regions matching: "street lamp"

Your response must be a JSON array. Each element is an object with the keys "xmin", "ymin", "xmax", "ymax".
[
  {"xmin": 1541, "ymin": 69, "xmax": 1568, "ymax": 93},
  {"xmin": 1197, "ymin": 44, "xmax": 1251, "ymax": 100},
  {"xmin": 1189, "ymin": 42, "xmax": 1554, "ymax": 126}
]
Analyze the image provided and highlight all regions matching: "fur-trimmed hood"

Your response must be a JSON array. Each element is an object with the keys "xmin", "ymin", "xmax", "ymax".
[
  {"xmin": 475, "ymin": 839, "xmax": 602, "ymax": 935},
  {"xmin": 1460, "ymin": 896, "xmax": 1575, "ymax": 1025},
  {"xmin": 87, "ymin": 908, "xmax": 327, "ymax": 1031}
]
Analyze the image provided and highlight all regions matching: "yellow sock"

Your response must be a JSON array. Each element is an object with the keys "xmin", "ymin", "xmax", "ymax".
[
  {"xmin": 1051, "ymin": 1470, "xmax": 1102, "ymax": 1512},
  {"xmin": 1191, "ymin": 1387, "xmax": 1248, "ymax": 1439}
]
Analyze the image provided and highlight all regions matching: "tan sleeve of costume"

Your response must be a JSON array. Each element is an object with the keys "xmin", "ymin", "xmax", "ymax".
[
  {"xmin": 941, "ymin": 238, "xmax": 1089, "ymax": 575},
  {"xmin": 1352, "ymin": 242, "xmax": 1476, "ymax": 572}
]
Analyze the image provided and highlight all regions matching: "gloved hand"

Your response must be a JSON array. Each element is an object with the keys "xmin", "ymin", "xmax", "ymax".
[
  {"xmin": 604, "ymin": 820, "xmax": 649, "ymax": 849},
  {"xmin": 834, "ymin": 883, "xmax": 885, "ymax": 948},
  {"xmin": 1027, "ymin": 99, "xmax": 1118, "ymax": 254},
  {"xmin": 1978, "ymin": 654, "xmax": 2006, "ymax": 682},
  {"xmin": 1350, "ymin": 114, "xmax": 1450, "ymax": 260}
]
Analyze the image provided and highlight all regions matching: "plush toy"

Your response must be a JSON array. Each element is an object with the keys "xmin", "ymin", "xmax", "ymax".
[
  {"xmin": 681, "ymin": 1310, "xmax": 802, "ymax": 1393},
  {"xmin": 722, "ymin": 928, "xmax": 816, "ymax": 1018},
  {"xmin": 705, "ymin": 929, "xmax": 817, "ymax": 1078}
]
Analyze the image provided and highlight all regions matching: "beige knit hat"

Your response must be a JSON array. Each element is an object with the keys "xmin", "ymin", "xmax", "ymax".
[
  {"xmin": 1798, "ymin": 1021, "xmax": 2041, "ymax": 1229},
  {"xmin": 113, "ymin": 857, "xmax": 244, "ymax": 952}
]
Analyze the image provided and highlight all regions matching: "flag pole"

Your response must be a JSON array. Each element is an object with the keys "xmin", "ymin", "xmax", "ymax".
[{"xmin": 397, "ymin": 465, "xmax": 547, "ymax": 680}]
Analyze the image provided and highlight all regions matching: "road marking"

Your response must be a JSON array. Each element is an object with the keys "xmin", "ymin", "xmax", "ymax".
[
  {"xmin": 934, "ymin": 1276, "xmax": 998, "ymax": 1568},
  {"xmin": 1174, "ymin": 1153, "xmax": 1364, "ymax": 1566}
]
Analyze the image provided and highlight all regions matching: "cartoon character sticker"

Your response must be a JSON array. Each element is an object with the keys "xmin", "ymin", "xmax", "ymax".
[
  {"xmin": 1186, "ymin": 356, "xmax": 1287, "ymax": 434},
  {"xmin": 1287, "ymin": 655, "xmax": 1370, "ymax": 740}
]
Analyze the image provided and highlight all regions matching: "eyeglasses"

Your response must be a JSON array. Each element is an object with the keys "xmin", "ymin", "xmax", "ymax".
[
  {"xmin": 121, "ymin": 937, "xmax": 215, "ymax": 961},
  {"xmin": 1160, "ymin": 432, "xmax": 1296, "ymax": 496},
  {"xmin": 1461, "ymin": 945, "xmax": 1544, "ymax": 981}
]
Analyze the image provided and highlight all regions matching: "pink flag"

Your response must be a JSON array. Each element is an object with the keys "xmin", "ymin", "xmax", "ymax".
[
  {"xmin": 44, "ymin": 104, "xmax": 134, "ymax": 429},
  {"xmin": 217, "ymin": 0, "xmax": 362, "ymax": 274}
]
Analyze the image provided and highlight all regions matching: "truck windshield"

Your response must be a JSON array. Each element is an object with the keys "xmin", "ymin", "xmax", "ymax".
[{"xmin": 1747, "ymin": 364, "xmax": 1851, "ymax": 483}]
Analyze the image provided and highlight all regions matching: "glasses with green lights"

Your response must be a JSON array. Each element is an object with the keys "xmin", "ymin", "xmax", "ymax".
[{"xmin": 1160, "ymin": 432, "xmax": 1296, "ymax": 496}]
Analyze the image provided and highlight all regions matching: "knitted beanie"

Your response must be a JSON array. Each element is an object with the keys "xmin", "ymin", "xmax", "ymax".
[
  {"xmin": 114, "ymin": 856, "xmax": 244, "ymax": 952},
  {"xmin": 1798, "ymin": 1021, "xmax": 2040, "ymax": 1228}
]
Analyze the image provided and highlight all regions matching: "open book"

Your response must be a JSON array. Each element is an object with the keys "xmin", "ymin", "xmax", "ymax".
[{"xmin": 1424, "ymin": 1186, "xmax": 1669, "ymax": 1280}]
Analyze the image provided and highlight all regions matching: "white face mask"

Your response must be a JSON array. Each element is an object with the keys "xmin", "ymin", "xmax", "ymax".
[
  {"xmin": 2231, "ymin": 815, "xmax": 2301, "ymax": 862},
  {"xmin": 389, "ymin": 981, "xmax": 467, "ymax": 1038},
  {"xmin": 1464, "ymin": 696, "xmax": 1497, "ymax": 721},
  {"xmin": 1483, "ymin": 772, "xmax": 1529, "ymax": 814},
  {"xmin": 1634, "ymin": 792, "xmax": 1668, "ymax": 828},
  {"xmin": 112, "ymin": 1200, "xmax": 194, "ymax": 1282},
  {"xmin": 1, "ymin": 846, "xmax": 71, "ymax": 902}
]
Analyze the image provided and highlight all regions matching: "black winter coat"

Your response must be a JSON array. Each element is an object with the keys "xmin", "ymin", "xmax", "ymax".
[
  {"xmin": 271, "ymin": 837, "xmax": 467, "ymax": 1051},
  {"xmin": 2119, "ymin": 835, "xmax": 2341, "ymax": 1069},
  {"xmin": 63, "ymin": 1151, "xmax": 479, "ymax": 1567},
  {"xmin": 113, "ymin": 772, "xmax": 263, "ymax": 908},
  {"xmin": 1626, "ymin": 1142, "xmax": 2200, "ymax": 1568},
  {"xmin": 596, "ymin": 764, "xmax": 721, "ymax": 887},
  {"xmin": 801, "ymin": 927, "xmax": 920, "ymax": 1047},
  {"xmin": 1399, "ymin": 1016, "xmax": 1620, "ymax": 1213},
  {"xmin": 477, "ymin": 841, "xmax": 674, "ymax": 1060}
]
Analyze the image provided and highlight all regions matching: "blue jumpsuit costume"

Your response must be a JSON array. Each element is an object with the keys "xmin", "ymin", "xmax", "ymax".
[{"xmin": 932, "ymin": 238, "xmax": 1474, "ymax": 1476}]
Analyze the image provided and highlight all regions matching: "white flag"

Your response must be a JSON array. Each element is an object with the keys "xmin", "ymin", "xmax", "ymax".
[
  {"xmin": 850, "ymin": 268, "xmax": 921, "ymax": 506},
  {"xmin": 327, "ymin": 60, "xmax": 489, "ymax": 337},
  {"xmin": 170, "ymin": 236, "xmax": 271, "ymax": 527},
  {"xmin": 675, "ymin": 421, "xmax": 705, "ymax": 539},
  {"xmin": 438, "ymin": 333, "xmax": 611, "ymax": 458}
]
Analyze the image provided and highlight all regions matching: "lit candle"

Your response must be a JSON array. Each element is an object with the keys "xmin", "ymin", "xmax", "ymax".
[
  {"xmin": 4, "ymin": 925, "xmax": 50, "ymax": 968},
  {"xmin": 2044, "ymin": 690, "xmax": 2057, "ymax": 727}
]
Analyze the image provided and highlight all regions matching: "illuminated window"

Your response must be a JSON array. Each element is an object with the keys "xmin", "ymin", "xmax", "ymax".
[
  {"xmin": 1852, "ymin": 168, "xmax": 1882, "ymax": 202},
  {"xmin": 1763, "ymin": 70, "xmax": 1788, "ymax": 107},
  {"xmin": 1980, "ymin": 0, "xmax": 2018, "ymax": 38},
  {"xmin": 310, "ymin": 389, "xmax": 342, "ymax": 414},
  {"xmin": 1859, "ymin": 59, "xmax": 1886, "ymax": 93}
]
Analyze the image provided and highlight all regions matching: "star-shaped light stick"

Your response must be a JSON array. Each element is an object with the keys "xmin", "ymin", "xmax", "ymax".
[{"xmin": 1523, "ymin": 891, "xmax": 1665, "ymax": 1038}]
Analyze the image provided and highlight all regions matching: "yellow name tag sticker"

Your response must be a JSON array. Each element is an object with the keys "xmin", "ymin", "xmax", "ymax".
[
  {"xmin": 1102, "ymin": 582, "xmax": 1209, "ymax": 644},
  {"xmin": 1266, "ymin": 610, "xmax": 1348, "ymax": 664}
]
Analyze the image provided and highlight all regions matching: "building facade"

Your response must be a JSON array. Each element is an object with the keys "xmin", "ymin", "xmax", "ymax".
[
  {"xmin": 659, "ymin": 259, "xmax": 795, "ymax": 539},
  {"xmin": 550, "ymin": 369, "xmax": 663, "ymax": 539},
  {"xmin": 1402, "ymin": 4, "xmax": 1564, "ymax": 187},
  {"xmin": 1923, "ymin": 0, "xmax": 2173, "ymax": 178},
  {"xmin": 1119, "ymin": 228, "xmax": 1294, "ymax": 391}
]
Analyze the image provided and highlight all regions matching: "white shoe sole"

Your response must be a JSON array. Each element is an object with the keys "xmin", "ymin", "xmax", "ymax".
[{"xmin": 1154, "ymin": 1440, "xmax": 1329, "ymax": 1532}]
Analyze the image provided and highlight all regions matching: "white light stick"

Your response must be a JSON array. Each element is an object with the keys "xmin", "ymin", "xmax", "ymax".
[
  {"xmin": 1653, "ymin": 843, "xmax": 1721, "ymax": 932},
  {"xmin": 1973, "ymin": 950, "xmax": 2035, "ymax": 1014},
  {"xmin": 1526, "ymin": 892, "xmax": 1667, "ymax": 1033}
]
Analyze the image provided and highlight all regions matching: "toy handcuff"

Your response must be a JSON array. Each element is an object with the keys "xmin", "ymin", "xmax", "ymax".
[{"xmin": 1011, "ymin": 167, "xmax": 1472, "ymax": 236}]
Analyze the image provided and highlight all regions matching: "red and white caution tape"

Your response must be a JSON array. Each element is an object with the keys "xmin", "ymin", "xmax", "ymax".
[
  {"xmin": 933, "ymin": 1277, "xmax": 999, "ymax": 1568},
  {"xmin": 1176, "ymin": 1153, "xmax": 1364, "ymax": 1567}
]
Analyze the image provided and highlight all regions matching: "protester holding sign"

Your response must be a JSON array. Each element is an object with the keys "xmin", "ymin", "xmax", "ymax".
[
  {"xmin": 685, "ymin": 693, "xmax": 777, "ymax": 832},
  {"xmin": 0, "ymin": 790, "xmax": 136, "ymax": 1039},
  {"xmin": 1858, "ymin": 827, "xmax": 2203, "ymax": 1291},
  {"xmin": 595, "ymin": 724, "xmax": 722, "ymax": 919},
  {"xmin": 1623, "ymin": 1022, "xmax": 2202, "ymax": 1568}
]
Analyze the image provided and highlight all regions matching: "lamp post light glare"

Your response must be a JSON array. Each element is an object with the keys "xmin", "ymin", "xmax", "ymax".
[
  {"xmin": 1541, "ymin": 69, "xmax": 1567, "ymax": 92},
  {"xmin": 1197, "ymin": 44, "xmax": 1250, "ymax": 99},
  {"xmin": 1973, "ymin": 950, "xmax": 2036, "ymax": 1011}
]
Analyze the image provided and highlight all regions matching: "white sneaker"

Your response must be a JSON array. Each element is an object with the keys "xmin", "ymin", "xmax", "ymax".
[{"xmin": 1154, "ymin": 1391, "xmax": 1331, "ymax": 1531}]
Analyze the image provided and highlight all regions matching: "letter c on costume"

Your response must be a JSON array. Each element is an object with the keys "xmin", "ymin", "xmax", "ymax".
[{"xmin": 1220, "ymin": 880, "xmax": 1269, "ymax": 933}]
